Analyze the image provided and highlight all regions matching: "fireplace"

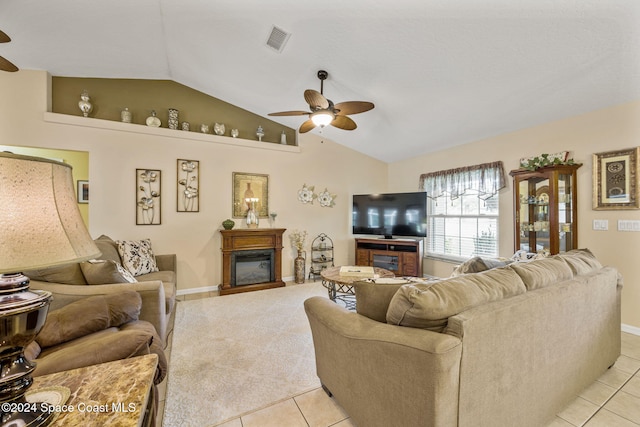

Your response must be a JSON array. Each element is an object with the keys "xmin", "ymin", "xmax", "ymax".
[
  {"xmin": 220, "ymin": 228, "xmax": 285, "ymax": 295},
  {"xmin": 232, "ymin": 249, "xmax": 275, "ymax": 286}
]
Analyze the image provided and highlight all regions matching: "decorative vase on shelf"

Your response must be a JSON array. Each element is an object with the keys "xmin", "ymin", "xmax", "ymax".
[
  {"xmin": 168, "ymin": 108, "xmax": 179, "ymax": 130},
  {"xmin": 231, "ymin": 128, "xmax": 239, "ymax": 138},
  {"xmin": 78, "ymin": 90, "xmax": 93, "ymax": 117},
  {"xmin": 294, "ymin": 250, "xmax": 306, "ymax": 284},
  {"xmin": 280, "ymin": 131, "xmax": 287, "ymax": 145},
  {"xmin": 146, "ymin": 110, "xmax": 161, "ymax": 127},
  {"xmin": 121, "ymin": 107, "xmax": 132, "ymax": 123},
  {"xmin": 222, "ymin": 219, "xmax": 235, "ymax": 230},
  {"xmin": 256, "ymin": 125, "xmax": 264, "ymax": 142},
  {"xmin": 200, "ymin": 124, "xmax": 210, "ymax": 134},
  {"xmin": 181, "ymin": 121, "xmax": 190, "ymax": 131},
  {"xmin": 246, "ymin": 198, "xmax": 259, "ymax": 229}
]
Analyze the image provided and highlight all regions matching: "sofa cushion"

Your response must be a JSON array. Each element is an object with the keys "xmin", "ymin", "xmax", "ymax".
[
  {"xmin": 386, "ymin": 267, "xmax": 526, "ymax": 332},
  {"xmin": 354, "ymin": 280, "xmax": 411, "ymax": 322},
  {"xmin": 451, "ymin": 256, "xmax": 513, "ymax": 276},
  {"xmin": 509, "ymin": 257, "xmax": 573, "ymax": 290},
  {"xmin": 94, "ymin": 234, "xmax": 122, "ymax": 263},
  {"xmin": 80, "ymin": 259, "xmax": 138, "ymax": 285},
  {"xmin": 33, "ymin": 322, "xmax": 154, "ymax": 378},
  {"xmin": 24, "ymin": 263, "xmax": 87, "ymax": 285},
  {"xmin": 556, "ymin": 249, "xmax": 603, "ymax": 276},
  {"xmin": 117, "ymin": 239, "xmax": 159, "ymax": 276},
  {"xmin": 36, "ymin": 290, "xmax": 142, "ymax": 348}
]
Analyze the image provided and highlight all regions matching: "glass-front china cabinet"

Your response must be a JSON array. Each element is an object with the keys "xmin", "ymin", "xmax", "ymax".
[{"xmin": 510, "ymin": 164, "xmax": 582, "ymax": 255}]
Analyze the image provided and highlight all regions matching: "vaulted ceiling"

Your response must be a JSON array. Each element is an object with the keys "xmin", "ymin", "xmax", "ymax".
[{"xmin": 1, "ymin": 0, "xmax": 639, "ymax": 162}]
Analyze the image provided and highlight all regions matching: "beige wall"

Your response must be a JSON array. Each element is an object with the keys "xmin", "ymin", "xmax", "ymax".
[
  {"xmin": 388, "ymin": 101, "xmax": 640, "ymax": 329},
  {"xmin": 0, "ymin": 70, "xmax": 387, "ymax": 292}
]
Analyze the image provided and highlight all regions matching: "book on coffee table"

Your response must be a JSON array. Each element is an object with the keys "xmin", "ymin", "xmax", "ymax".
[{"xmin": 339, "ymin": 266, "xmax": 375, "ymax": 277}]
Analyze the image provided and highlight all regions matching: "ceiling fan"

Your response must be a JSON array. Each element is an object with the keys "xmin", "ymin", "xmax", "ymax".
[
  {"xmin": 0, "ymin": 29, "xmax": 19, "ymax": 72},
  {"xmin": 268, "ymin": 70, "xmax": 374, "ymax": 133}
]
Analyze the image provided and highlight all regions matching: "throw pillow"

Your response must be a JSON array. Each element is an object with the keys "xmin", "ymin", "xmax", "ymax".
[
  {"xmin": 80, "ymin": 259, "xmax": 137, "ymax": 285},
  {"xmin": 116, "ymin": 239, "xmax": 159, "ymax": 276},
  {"xmin": 93, "ymin": 235, "xmax": 122, "ymax": 263}
]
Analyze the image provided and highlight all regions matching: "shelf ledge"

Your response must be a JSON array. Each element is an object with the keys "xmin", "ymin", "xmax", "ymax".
[{"xmin": 43, "ymin": 112, "xmax": 300, "ymax": 154}]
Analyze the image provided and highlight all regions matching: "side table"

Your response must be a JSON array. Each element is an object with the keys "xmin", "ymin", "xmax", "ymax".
[
  {"xmin": 29, "ymin": 354, "xmax": 157, "ymax": 426},
  {"xmin": 320, "ymin": 266, "xmax": 394, "ymax": 310}
]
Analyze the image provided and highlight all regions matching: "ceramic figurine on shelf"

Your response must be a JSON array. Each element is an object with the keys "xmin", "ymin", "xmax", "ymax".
[
  {"xmin": 231, "ymin": 128, "xmax": 239, "ymax": 138},
  {"xmin": 181, "ymin": 122, "xmax": 190, "ymax": 131},
  {"xmin": 214, "ymin": 123, "xmax": 225, "ymax": 136},
  {"xmin": 145, "ymin": 110, "xmax": 161, "ymax": 127},
  {"xmin": 280, "ymin": 131, "xmax": 287, "ymax": 145},
  {"xmin": 78, "ymin": 90, "xmax": 93, "ymax": 118},
  {"xmin": 256, "ymin": 125, "xmax": 264, "ymax": 141},
  {"xmin": 200, "ymin": 124, "xmax": 210, "ymax": 134}
]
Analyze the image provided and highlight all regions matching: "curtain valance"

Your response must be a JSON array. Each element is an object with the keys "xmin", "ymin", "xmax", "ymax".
[{"xmin": 419, "ymin": 161, "xmax": 506, "ymax": 200}]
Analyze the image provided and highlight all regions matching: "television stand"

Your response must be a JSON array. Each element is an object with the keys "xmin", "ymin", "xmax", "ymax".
[{"xmin": 355, "ymin": 237, "xmax": 423, "ymax": 277}]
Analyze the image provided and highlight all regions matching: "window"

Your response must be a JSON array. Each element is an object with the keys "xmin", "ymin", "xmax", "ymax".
[
  {"xmin": 427, "ymin": 191, "xmax": 499, "ymax": 260},
  {"xmin": 420, "ymin": 161, "xmax": 505, "ymax": 261}
]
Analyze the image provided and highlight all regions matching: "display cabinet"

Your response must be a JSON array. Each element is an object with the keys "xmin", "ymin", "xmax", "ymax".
[
  {"xmin": 510, "ymin": 164, "xmax": 581, "ymax": 255},
  {"xmin": 309, "ymin": 233, "xmax": 334, "ymax": 281}
]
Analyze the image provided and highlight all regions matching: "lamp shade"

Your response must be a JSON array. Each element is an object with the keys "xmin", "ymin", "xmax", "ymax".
[{"xmin": 0, "ymin": 152, "xmax": 100, "ymax": 273}]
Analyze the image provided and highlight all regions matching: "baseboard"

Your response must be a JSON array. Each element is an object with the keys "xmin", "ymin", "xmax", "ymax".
[
  {"xmin": 176, "ymin": 277, "xmax": 299, "ymax": 296},
  {"xmin": 622, "ymin": 323, "xmax": 640, "ymax": 336},
  {"xmin": 176, "ymin": 285, "xmax": 219, "ymax": 296}
]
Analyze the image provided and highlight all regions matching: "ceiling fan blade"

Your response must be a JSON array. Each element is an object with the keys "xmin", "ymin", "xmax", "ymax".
[
  {"xmin": 331, "ymin": 115, "xmax": 357, "ymax": 131},
  {"xmin": 299, "ymin": 119, "xmax": 317, "ymax": 133},
  {"xmin": 0, "ymin": 55, "xmax": 18, "ymax": 72},
  {"xmin": 268, "ymin": 110, "xmax": 310, "ymax": 117},
  {"xmin": 304, "ymin": 89, "xmax": 329, "ymax": 110},
  {"xmin": 334, "ymin": 101, "xmax": 375, "ymax": 116},
  {"xmin": 0, "ymin": 30, "xmax": 10, "ymax": 43}
]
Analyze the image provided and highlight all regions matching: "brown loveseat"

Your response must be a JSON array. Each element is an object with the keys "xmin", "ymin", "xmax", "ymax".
[
  {"xmin": 27, "ymin": 235, "xmax": 176, "ymax": 346},
  {"xmin": 304, "ymin": 249, "xmax": 621, "ymax": 427}
]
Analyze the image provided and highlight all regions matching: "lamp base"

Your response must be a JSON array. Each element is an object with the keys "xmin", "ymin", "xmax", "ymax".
[{"xmin": 1, "ymin": 394, "xmax": 56, "ymax": 426}]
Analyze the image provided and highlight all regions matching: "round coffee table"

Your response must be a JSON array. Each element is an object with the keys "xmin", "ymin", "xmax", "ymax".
[{"xmin": 320, "ymin": 266, "xmax": 395, "ymax": 310}]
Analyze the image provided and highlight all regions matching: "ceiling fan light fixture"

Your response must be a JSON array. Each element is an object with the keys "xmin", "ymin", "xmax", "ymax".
[{"xmin": 311, "ymin": 110, "xmax": 334, "ymax": 127}]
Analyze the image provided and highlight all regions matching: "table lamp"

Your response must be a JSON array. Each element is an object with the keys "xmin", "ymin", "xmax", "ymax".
[{"xmin": 0, "ymin": 152, "xmax": 100, "ymax": 426}]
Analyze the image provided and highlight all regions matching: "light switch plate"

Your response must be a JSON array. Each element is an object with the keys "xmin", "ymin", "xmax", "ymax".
[
  {"xmin": 618, "ymin": 219, "xmax": 640, "ymax": 231},
  {"xmin": 593, "ymin": 220, "xmax": 608, "ymax": 231}
]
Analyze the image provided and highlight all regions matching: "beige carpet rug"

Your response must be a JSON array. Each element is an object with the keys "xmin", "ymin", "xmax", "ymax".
[{"xmin": 162, "ymin": 282, "xmax": 327, "ymax": 427}]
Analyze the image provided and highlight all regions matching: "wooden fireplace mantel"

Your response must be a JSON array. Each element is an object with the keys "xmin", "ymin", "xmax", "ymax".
[{"xmin": 219, "ymin": 228, "xmax": 286, "ymax": 295}]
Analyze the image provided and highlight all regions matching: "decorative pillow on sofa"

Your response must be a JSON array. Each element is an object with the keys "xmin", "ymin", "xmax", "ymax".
[
  {"xmin": 80, "ymin": 259, "xmax": 137, "ymax": 285},
  {"xmin": 451, "ymin": 256, "xmax": 513, "ymax": 277},
  {"xmin": 116, "ymin": 239, "xmax": 159, "ymax": 276},
  {"xmin": 386, "ymin": 267, "xmax": 526, "ymax": 332},
  {"xmin": 93, "ymin": 234, "xmax": 122, "ymax": 263}
]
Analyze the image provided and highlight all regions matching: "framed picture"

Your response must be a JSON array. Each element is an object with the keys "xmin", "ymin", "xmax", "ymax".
[
  {"xmin": 77, "ymin": 180, "xmax": 89, "ymax": 203},
  {"xmin": 136, "ymin": 169, "xmax": 162, "ymax": 225},
  {"xmin": 177, "ymin": 159, "xmax": 199, "ymax": 212},
  {"xmin": 593, "ymin": 147, "xmax": 640, "ymax": 210},
  {"xmin": 232, "ymin": 172, "xmax": 269, "ymax": 218}
]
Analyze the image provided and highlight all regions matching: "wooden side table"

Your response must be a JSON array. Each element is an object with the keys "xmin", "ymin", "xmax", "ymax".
[
  {"xmin": 30, "ymin": 354, "xmax": 157, "ymax": 426},
  {"xmin": 320, "ymin": 266, "xmax": 395, "ymax": 310}
]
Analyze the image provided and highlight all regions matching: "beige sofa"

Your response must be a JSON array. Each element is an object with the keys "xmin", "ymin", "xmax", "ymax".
[
  {"xmin": 27, "ymin": 235, "xmax": 177, "ymax": 346},
  {"xmin": 304, "ymin": 249, "xmax": 622, "ymax": 427}
]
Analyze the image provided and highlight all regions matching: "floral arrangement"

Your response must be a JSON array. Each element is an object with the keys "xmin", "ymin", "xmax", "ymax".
[
  {"xmin": 289, "ymin": 229, "xmax": 308, "ymax": 252},
  {"xmin": 520, "ymin": 153, "xmax": 575, "ymax": 171}
]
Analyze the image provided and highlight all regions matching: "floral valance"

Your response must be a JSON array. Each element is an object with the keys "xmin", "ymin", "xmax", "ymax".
[{"xmin": 419, "ymin": 161, "xmax": 506, "ymax": 200}]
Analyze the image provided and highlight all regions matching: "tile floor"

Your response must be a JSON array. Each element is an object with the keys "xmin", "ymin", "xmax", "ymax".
[{"xmin": 163, "ymin": 291, "xmax": 640, "ymax": 427}]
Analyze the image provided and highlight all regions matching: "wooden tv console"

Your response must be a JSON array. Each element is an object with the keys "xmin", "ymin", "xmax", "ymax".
[{"xmin": 355, "ymin": 237, "xmax": 423, "ymax": 277}]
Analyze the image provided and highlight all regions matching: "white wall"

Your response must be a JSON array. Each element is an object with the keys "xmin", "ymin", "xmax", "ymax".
[
  {"xmin": 0, "ymin": 70, "xmax": 388, "ymax": 292},
  {"xmin": 388, "ymin": 101, "xmax": 640, "ymax": 329}
]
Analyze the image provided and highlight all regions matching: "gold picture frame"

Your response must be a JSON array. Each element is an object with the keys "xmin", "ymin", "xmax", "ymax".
[
  {"xmin": 232, "ymin": 172, "xmax": 269, "ymax": 218},
  {"xmin": 592, "ymin": 147, "xmax": 640, "ymax": 210}
]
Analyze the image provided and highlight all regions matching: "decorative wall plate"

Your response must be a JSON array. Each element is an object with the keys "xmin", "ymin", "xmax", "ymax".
[
  {"xmin": 317, "ymin": 188, "xmax": 336, "ymax": 207},
  {"xmin": 298, "ymin": 184, "xmax": 316, "ymax": 204}
]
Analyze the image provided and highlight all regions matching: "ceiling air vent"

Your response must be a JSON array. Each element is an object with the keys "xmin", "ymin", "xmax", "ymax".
[{"xmin": 266, "ymin": 25, "xmax": 291, "ymax": 53}]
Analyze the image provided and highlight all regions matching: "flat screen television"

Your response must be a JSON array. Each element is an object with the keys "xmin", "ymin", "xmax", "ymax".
[{"xmin": 352, "ymin": 192, "xmax": 427, "ymax": 238}]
